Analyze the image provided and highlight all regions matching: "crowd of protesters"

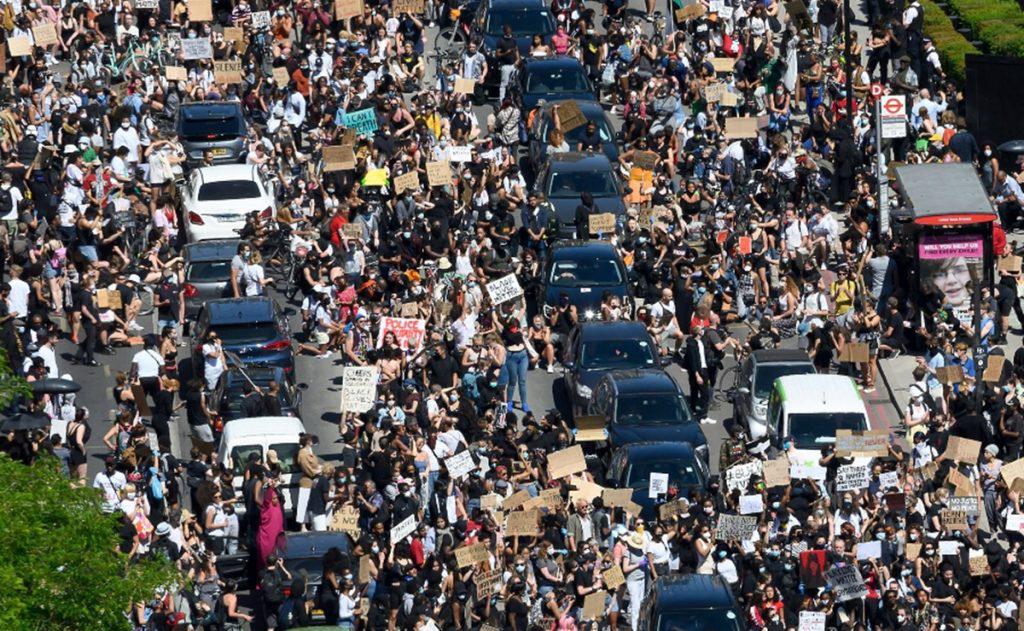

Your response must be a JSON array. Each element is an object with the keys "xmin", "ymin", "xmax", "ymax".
[{"xmin": 5, "ymin": 0, "xmax": 1024, "ymax": 628}]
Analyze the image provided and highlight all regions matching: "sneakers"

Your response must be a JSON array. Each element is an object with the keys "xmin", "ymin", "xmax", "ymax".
[
  {"xmin": 506, "ymin": 401, "xmax": 514, "ymax": 412},
  {"xmin": 523, "ymin": 403, "xmax": 531, "ymax": 413},
  {"xmin": 128, "ymin": 320, "xmax": 145, "ymax": 332},
  {"xmin": 546, "ymin": 364, "xmax": 554, "ymax": 374},
  {"xmin": 700, "ymin": 417, "xmax": 717, "ymax": 425},
  {"xmin": 319, "ymin": 351, "xmax": 334, "ymax": 360}
]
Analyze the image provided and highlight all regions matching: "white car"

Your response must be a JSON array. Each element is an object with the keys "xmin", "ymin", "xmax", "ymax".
[{"xmin": 182, "ymin": 164, "xmax": 276, "ymax": 242}]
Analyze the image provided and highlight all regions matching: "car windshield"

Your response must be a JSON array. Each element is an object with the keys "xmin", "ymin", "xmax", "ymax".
[
  {"xmin": 615, "ymin": 394, "xmax": 690, "ymax": 425},
  {"xmin": 549, "ymin": 258, "xmax": 623, "ymax": 287},
  {"xmin": 526, "ymin": 66, "xmax": 589, "ymax": 93},
  {"xmin": 547, "ymin": 169, "xmax": 618, "ymax": 198},
  {"xmin": 198, "ymin": 180, "xmax": 262, "ymax": 201},
  {"xmin": 581, "ymin": 339, "xmax": 656, "ymax": 369},
  {"xmin": 486, "ymin": 9, "xmax": 553, "ymax": 35},
  {"xmin": 186, "ymin": 261, "xmax": 232, "ymax": 283},
  {"xmin": 626, "ymin": 458, "xmax": 703, "ymax": 489},
  {"xmin": 788, "ymin": 412, "xmax": 868, "ymax": 449},
  {"xmin": 230, "ymin": 444, "xmax": 261, "ymax": 475},
  {"xmin": 212, "ymin": 323, "xmax": 279, "ymax": 346},
  {"xmin": 657, "ymin": 609, "xmax": 744, "ymax": 631},
  {"xmin": 753, "ymin": 364, "xmax": 815, "ymax": 399},
  {"xmin": 180, "ymin": 108, "xmax": 245, "ymax": 140},
  {"xmin": 561, "ymin": 116, "xmax": 614, "ymax": 143},
  {"xmin": 270, "ymin": 442, "xmax": 300, "ymax": 474},
  {"xmin": 224, "ymin": 386, "xmax": 289, "ymax": 417}
]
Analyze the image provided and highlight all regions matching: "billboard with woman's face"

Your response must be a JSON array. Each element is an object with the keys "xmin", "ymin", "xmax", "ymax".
[{"xmin": 918, "ymin": 234, "xmax": 985, "ymax": 325}]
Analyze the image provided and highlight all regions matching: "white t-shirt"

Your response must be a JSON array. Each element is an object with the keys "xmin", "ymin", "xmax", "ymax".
[
  {"xmin": 7, "ymin": 278, "xmax": 29, "ymax": 318},
  {"xmin": 93, "ymin": 470, "xmax": 127, "ymax": 507},
  {"xmin": 133, "ymin": 348, "xmax": 164, "ymax": 379},
  {"xmin": 203, "ymin": 342, "xmax": 225, "ymax": 384},
  {"xmin": 0, "ymin": 184, "xmax": 23, "ymax": 220},
  {"xmin": 243, "ymin": 264, "xmax": 265, "ymax": 296}
]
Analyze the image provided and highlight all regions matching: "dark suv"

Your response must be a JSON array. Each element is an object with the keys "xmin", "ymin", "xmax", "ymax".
[
  {"xmin": 638, "ymin": 575, "xmax": 747, "ymax": 631},
  {"xmin": 191, "ymin": 297, "xmax": 294, "ymax": 378},
  {"xmin": 177, "ymin": 101, "xmax": 247, "ymax": 166}
]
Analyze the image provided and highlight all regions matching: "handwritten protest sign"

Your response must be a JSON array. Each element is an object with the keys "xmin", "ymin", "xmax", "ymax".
[
  {"xmin": 588, "ymin": 213, "xmax": 616, "ymax": 235},
  {"xmin": 941, "ymin": 509, "xmax": 969, "ymax": 531},
  {"xmin": 601, "ymin": 487, "xmax": 633, "ymax": 508},
  {"xmin": 454, "ymin": 77, "xmax": 476, "ymax": 94},
  {"xmin": 323, "ymin": 145, "xmax": 357, "ymax": 171},
  {"xmin": 739, "ymin": 494, "xmax": 764, "ymax": 515},
  {"xmin": 603, "ymin": 565, "xmax": 626, "ymax": 589},
  {"xmin": 724, "ymin": 460, "xmax": 762, "ymax": 492},
  {"xmin": 582, "ymin": 593, "xmax": 604, "ymax": 620},
  {"xmin": 426, "ymin": 161, "xmax": 452, "ymax": 187},
  {"xmin": 506, "ymin": 510, "xmax": 538, "ymax": 536},
  {"xmin": 449, "ymin": 145, "xmax": 472, "ymax": 162},
  {"xmin": 879, "ymin": 471, "xmax": 900, "ymax": 490},
  {"xmin": 943, "ymin": 436, "xmax": 982, "ymax": 464},
  {"xmin": 214, "ymin": 60, "xmax": 242, "ymax": 84},
  {"xmin": 503, "ymin": 489, "xmax": 531, "ymax": 511},
  {"xmin": 393, "ymin": 171, "xmax": 420, "ymax": 194},
  {"xmin": 556, "ymin": 100, "xmax": 587, "ymax": 132},
  {"xmin": 659, "ymin": 499, "xmax": 689, "ymax": 520},
  {"xmin": 799, "ymin": 611, "xmax": 826, "ymax": 631},
  {"xmin": 574, "ymin": 415, "xmax": 606, "ymax": 442},
  {"xmin": 7, "ymin": 37, "xmax": 32, "ymax": 57},
  {"xmin": 329, "ymin": 506, "xmax": 360, "ymax": 535},
  {"xmin": 836, "ymin": 464, "xmax": 871, "ymax": 491},
  {"xmin": 716, "ymin": 514, "xmax": 758, "ymax": 541},
  {"xmin": 340, "ymin": 366, "xmax": 378, "ymax": 413},
  {"xmin": 455, "ymin": 542, "xmax": 489, "ymax": 568},
  {"xmin": 763, "ymin": 458, "xmax": 790, "ymax": 488},
  {"xmin": 936, "ymin": 365, "xmax": 964, "ymax": 385},
  {"xmin": 648, "ymin": 473, "xmax": 669, "ymax": 498},
  {"xmin": 32, "ymin": 23, "xmax": 58, "ymax": 47},
  {"xmin": 181, "ymin": 37, "xmax": 213, "ymax": 60},
  {"xmin": 334, "ymin": 0, "xmax": 364, "ymax": 19},
  {"xmin": 342, "ymin": 107, "xmax": 378, "ymax": 136},
  {"xmin": 476, "ymin": 570, "xmax": 502, "ymax": 593},
  {"xmin": 969, "ymin": 553, "xmax": 990, "ymax": 576},
  {"xmin": 393, "ymin": 0, "xmax": 426, "ymax": 12},
  {"xmin": 165, "ymin": 66, "xmax": 188, "ymax": 81},
  {"xmin": 547, "ymin": 445, "xmax": 586, "ymax": 480},
  {"xmin": 390, "ymin": 514, "xmax": 416, "ymax": 543},
  {"xmin": 710, "ymin": 57, "xmax": 736, "ymax": 73},
  {"xmin": 826, "ymin": 565, "xmax": 868, "ymax": 602},
  {"xmin": 835, "ymin": 429, "xmax": 889, "ymax": 457},
  {"xmin": 724, "ymin": 117, "xmax": 758, "ymax": 139},
  {"xmin": 135, "ymin": 0, "xmax": 160, "ymax": 9},
  {"xmin": 445, "ymin": 451, "xmax": 477, "ymax": 479},
  {"xmin": 983, "ymin": 354, "xmax": 1006, "ymax": 383},
  {"xmin": 705, "ymin": 82, "xmax": 728, "ymax": 102},
  {"xmin": 376, "ymin": 317, "xmax": 426, "ymax": 351},
  {"xmin": 222, "ymin": 27, "xmax": 244, "ymax": 45},
  {"xmin": 251, "ymin": 10, "xmax": 271, "ymax": 28},
  {"xmin": 486, "ymin": 273, "xmax": 523, "ymax": 305},
  {"xmin": 948, "ymin": 496, "xmax": 979, "ymax": 515}
]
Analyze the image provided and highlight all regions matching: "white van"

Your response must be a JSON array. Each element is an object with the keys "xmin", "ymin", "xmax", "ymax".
[
  {"xmin": 766, "ymin": 375, "xmax": 871, "ymax": 479},
  {"xmin": 218, "ymin": 416, "xmax": 307, "ymax": 516}
]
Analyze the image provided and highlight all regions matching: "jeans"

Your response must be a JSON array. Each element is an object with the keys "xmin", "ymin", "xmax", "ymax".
[
  {"xmin": 500, "ymin": 64, "xmax": 515, "ymax": 101},
  {"xmin": 503, "ymin": 349, "xmax": 529, "ymax": 409}
]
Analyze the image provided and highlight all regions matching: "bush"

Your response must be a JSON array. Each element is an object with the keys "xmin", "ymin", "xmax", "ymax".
[
  {"xmin": 944, "ymin": 0, "xmax": 1024, "ymax": 57},
  {"xmin": 919, "ymin": 0, "xmax": 982, "ymax": 82}
]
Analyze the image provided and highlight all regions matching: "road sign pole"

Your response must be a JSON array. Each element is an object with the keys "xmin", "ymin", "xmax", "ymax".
[{"xmin": 876, "ymin": 98, "xmax": 890, "ymax": 238}]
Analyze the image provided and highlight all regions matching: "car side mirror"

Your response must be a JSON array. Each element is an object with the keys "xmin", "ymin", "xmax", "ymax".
[
  {"xmin": 562, "ymin": 360, "xmax": 575, "ymax": 370},
  {"xmin": 660, "ymin": 356, "xmax": 673, "ymax": 367},
  {"xmin": 737, "ymin": 386, "xmax": 750, "ymax": 395}
]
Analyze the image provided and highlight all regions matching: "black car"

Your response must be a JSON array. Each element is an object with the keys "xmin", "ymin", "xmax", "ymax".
[
  {"xmin": 605, "ymin": 442, "xmax": 709, "ymax": 520},
  {"xmin": 476, "ymin": 0, "xmax": 555, "ymax": 58},
  {"xmin": 182, "ymin": 239, "xmax": 239, "ymax": 322},
  {"xmin": 528, "ymin": 101, "xmax": 619, "ymax": 166},
  {"xmin": 562, "ymin": 321, "xmax": 666, "ymax": 416},
  {"xmin": 176, "ymin": 101, "xmax": 247, "ymax": 166},
  {"xmin": 731, "ymin": 349, "xmax": 816, "ymax": 441},
  {"xmin": 542, "ymin": 240, "xmax": 630, "ymax": 318},
  {"xmin": 638, "ymin": 574, "xmax": 747, "ymax": 631},
  {"xmin": 534, "ymin": 152, "xmax": 626, "ymax": 237},
  {"xmin": 509, "ymin": 55, "xmax": 596, "ymax": 111},
  {"xmin": 210, "ymin": 365, "xmax": 301, "ymax": 422},
  {"xmin": 191, "ymin": 297, "xmax": 294, "ymax": 378},
  {"xmin": 589, "ymin": 369, "xmax": 708, "ymax": 463}
]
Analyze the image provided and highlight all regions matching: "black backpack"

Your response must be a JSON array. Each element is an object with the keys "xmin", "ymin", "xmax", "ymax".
[{"xmin": 0, "ymin": 188, "xmax": 14, "ymax": 217}]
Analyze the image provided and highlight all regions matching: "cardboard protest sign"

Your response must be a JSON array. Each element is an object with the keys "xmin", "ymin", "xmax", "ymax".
[
  {"xmin": 969, "ymin": 553, "xmax": 990, "ymax": 576},
  {"xmin": 633, "ymin": 150, "xmax": 659, "ymax": 172},
  {"xmin": 426, "ymin": 161, "xmax": 452, "ymax": 187},
  {"xmin": 480, "ymin": 493, "xmax": 501, "ymax": 510},
  {"xmin": 582, "ymin": 593, "xmax": 604, "ymax": 621},
  {"xmin": 485, "ymin": 273, "xmax": 523, "ymax": 305},
  {"xmin": 1001, "ymin": 457, "xmax": 1024, "ymax": 488},
  {"xmin": 547, "ymin": 445, "xmax": 586, "ymax": 480},
  {"xmin": 906, "ymin": 542, "xmax": 922, "ymax": 560},
  {"xmin": 390, "ymin": 514, "xmax": 416, "ymax": 543},
  {"xmin": 720, "ymin": 90, "xmax": 739, "ymax": 107},
  {"xmin": 213, "ymin": 60, "xmax": 243, "ymax": 84},
  {"xmin": 597, "ymin": 487, "xmax": 631, "ymax": 509},
  {"xmin": 947, "ymin": 467, "xmax": 974, "ymax": 495},
  {"xmin": 135, "ymin": 0, "xmax": 160, "ymax": 9},
  {"xmin": 556, "ymin": 100, "xmax": 587, "ymax": 132},
  {"xmin": 222, "ymin": 26, "xmax": 244, "ymax": 44},
  {"xmin": 725, "ymin": 117, "xmax": 758, "ymax": 139},
  {"xmin": 32, "ymin": 23, "xmax": 58, "ymax": 47},
  {"xmin": 323, "ymin": 145, "xmax": 357, "ymax": 172},
  {"xmin": 588, "ymin": 213, "xmax": 616, "ymax": 235},
  {"xmin": 836, "ymin": 463, "xmax": 871, "ymax": 491},
  {"xmin": 329, "ymin": 506, "xmax": 360, "ymax": 534},
  {"xmin": 763, "ymin": 458, "xmax": 790, "ymax": 488},
  {"xmin": 376, "ymin": 317, "xmax": 426, "ymax": 351},
  {"xmin": 272, "ymin": 66, "xmax": 291, "ymax": 86},
  {"xmin": 359, "ymin": 555, "xmax": 372, "ymax": 582},
  {"xmin": 999, "ymin": 255, "xmax": 1022, "ymax": 273},
  {"xmin": 476, "ymin": 571, "xmax": 502, "ymax": 594},
  {"xmin": 710, "ymin": 57, "xmax": 736, "ymax": 73},
  {"xmin": 603, "ymin": 565, "xmax": 625, "ymax": 589},
  {"xmin": 704, "ymin": 82, "xmax": 728, "ymax": 103},
  {"xmin": 393, "ymin": 171, "xmax": 420, "ymax": 194},
  {"xmin": 445, "ymin": 450, "xmax": 477, "ymax": 479},
  {"xmin": 568, "ymin": 476, "xmax": 604, "ymax": 505},
  {"xmin": 941, "ymin": 509, "xmax": 969, "ymax": 531},
  {"xmin": 715, "ymin": 514, "xmax": 758, "ymax": 541},
  {"xmin": 393, "ymin": 0, "xmax": 426, "ymax": 13},
  {"xmin": 165, "ymin": 66, "xmax": 188, "ymax": 81},
  {"xmin": 785, "ymin": 0, "xmax": 813, "ymax": 30},
  {"xmin": 538, "ymin": 488, "xmax": 563, "ymax": 510},
  {"xmin": 181, "ymin": 37, "xmax": 213, "ymax": 60},
  {"xmin": 674, "ymin": 3, "xmax": 705, "ymax": 21},
  {"xmin": 505, "ymin": 509, "xmax": 538, "ymax": 536},
  {"xmin": 838, "ymin": 342, "xmax": 870, "ymax": 363},
  {"xmin": 835, "ymin": 429, "xmax": 889, "ymax": 457},
  {"xmin": 936, "ymin": 365, "xmax": 964, "ymax": 385},
  {"xmin": 342, "ymin": 107, "xmax": 378, "ymax": 136},
  {"xmin": 455, "ymin": 542, "xmax": 489, "ymax": 568},
  {"xmin": 659, "ymin": 498, "xmax": 689, "ymax": 520},
  {"xmin": 503, "ymin": 489, "xmax": 531, "ymax": 511},
  {"xmin": 575, "ymin": 415, "xmax": 606, "ymax": 442},
  {"xmin": 334, "ymin": 0, "xmax": 364, "ymax": 19},
  {"xmin": 132, "ymin": 384, "xmax": 151, "ymax": 417},
  {"xmin": 825, "ymin": 565, "xmax": 868, "ymax": 602},
  {"xmin": 340, "ymin": 366, "xmax": 377, "ymax": 413},
  {"xmin": 454, "ymin": 77, "xmax": 476, "ymax": 94},
  {"xmin": 342, "ymin": 224, "xmax": 364, "ymax": 241},
  {"xmin": 188, "ymin": 0, "xmax": 213, "ymax": 21},
  {"xmin": 942, "ymin": 436, "xmax": 981, "ymax": 464},
  {"xmin": 7, "ymin": 37, "xmax": 32, "ymax": 57},
  {"xmin": 983, "ymin": 354, "xmax": 1006, "ymax": 383}
]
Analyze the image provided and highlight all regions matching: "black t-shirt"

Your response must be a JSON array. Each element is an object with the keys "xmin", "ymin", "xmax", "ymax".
[
  {"xmin": 427, "ymin": 353, "xmax": 459, "ymax": 389},
  {"xmin": 506, "ymin": 596, "xmax": 529, "ymax": 631},
  {"xmin": 496, "ymin": 36, "xmax": 517, "ymax": 64},
  {"xmin": 578, "ymin": 127, "xmax": 603, "ymax": 151},
  {"xmin": 157, "ymin": 282, "xmax": 180, "ymax": 319},
  {"xmin": 307, "ymin": 474, "xmax": 330, "ymax": 516}
]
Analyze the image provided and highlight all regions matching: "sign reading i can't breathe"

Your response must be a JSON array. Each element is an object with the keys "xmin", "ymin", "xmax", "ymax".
[{"xmin": 342, "ymin": 107, "xmax": 379, "ymax": 136}]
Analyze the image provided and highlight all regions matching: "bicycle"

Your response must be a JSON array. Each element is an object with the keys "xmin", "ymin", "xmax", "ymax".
[{"xmin": 261, "ymin": 227, "xmax": 294, "ymax": 297}]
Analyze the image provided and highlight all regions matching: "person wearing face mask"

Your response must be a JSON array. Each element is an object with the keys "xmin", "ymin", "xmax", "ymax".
[{"xmin": 112, "ymin": 117, "xmax": 142, "ymax": 169}]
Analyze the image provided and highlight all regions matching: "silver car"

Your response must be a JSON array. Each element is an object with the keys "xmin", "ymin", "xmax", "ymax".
[{"xmin": 182, "ymin": 239, "xmax": 240, "ymax": 323}]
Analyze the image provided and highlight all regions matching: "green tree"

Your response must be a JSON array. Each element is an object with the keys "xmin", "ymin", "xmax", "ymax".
[{"xmin": 0, "ymin": 454, "xmax": 178, "ymax": 630}]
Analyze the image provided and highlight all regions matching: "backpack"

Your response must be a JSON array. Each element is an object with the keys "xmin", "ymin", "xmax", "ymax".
[
  {"xmin": 261, "ymin": 569, "xmax": 286, "ymax": 604},
  {"xmin": 0, "ymin": 188, "xmax": 14, "ymax": 217}
]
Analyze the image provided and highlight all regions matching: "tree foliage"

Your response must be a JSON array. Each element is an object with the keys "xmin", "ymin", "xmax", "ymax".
[{"xmin": 0, "ymin": 454, "xmax": 177, "ymax": 631}]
